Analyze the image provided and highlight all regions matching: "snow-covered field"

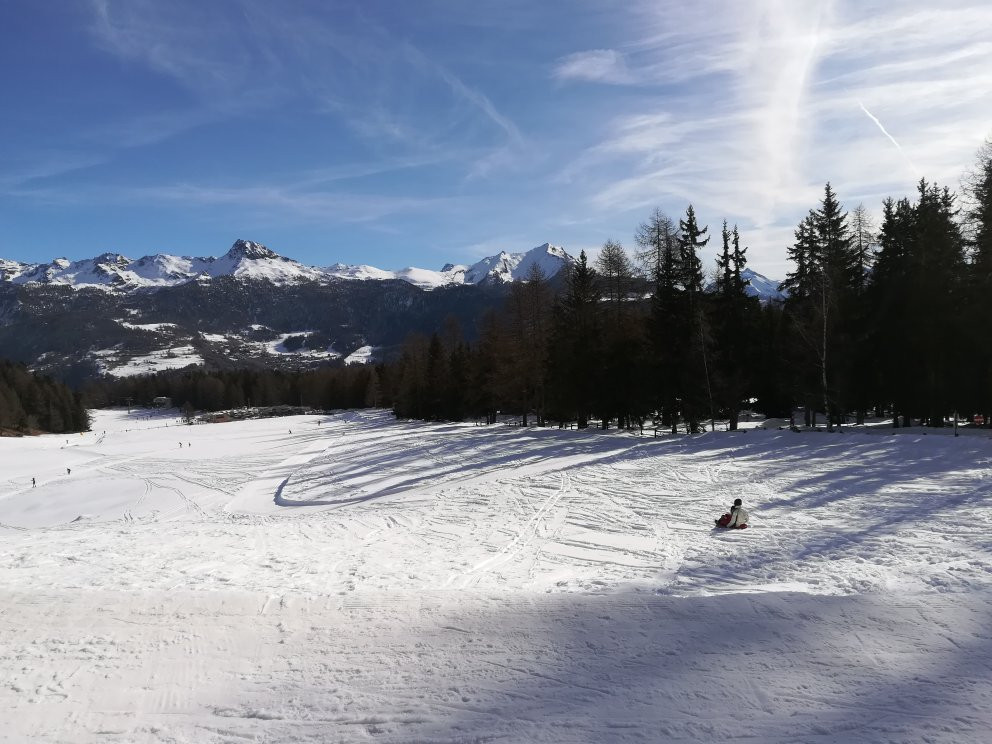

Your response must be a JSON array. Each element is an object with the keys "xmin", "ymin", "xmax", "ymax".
[
  {"xmin": 1, "ymin": 410, "xmax": 990, "ymax": 743},
  {"xmin": 93, "ymin": 346, "xmax": 206, "ymax": 378}
]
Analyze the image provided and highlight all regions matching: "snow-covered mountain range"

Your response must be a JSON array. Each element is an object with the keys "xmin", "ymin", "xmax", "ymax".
[
  {"xmin": 0, "ymin": 240, "xmax": 786, "ymax": 300},
  {"xmin": 0, "ymin": 239, "xmax": 785, "ymax": 381},
  {"xmin": 0, "ymin": 240, "xmax": 576, "ymax": 293}
]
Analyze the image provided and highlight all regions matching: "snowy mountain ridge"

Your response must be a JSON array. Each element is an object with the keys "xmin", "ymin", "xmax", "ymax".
[
  {"xmin": 740, "ymin": 268, "xmax": 787, "ymax": 301},
  {"xmin": 701, "ymin": 267, "xmax": 787, "ymax": 301},
  {"xmin": 2, "ymin": 240, "xmax": 786, "ymax": 300},
  {"xmin": 0, "ymin": 240, "xmax": 575, "ymax": 293}
]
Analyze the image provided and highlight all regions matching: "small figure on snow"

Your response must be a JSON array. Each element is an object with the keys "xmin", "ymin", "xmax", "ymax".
[
  {"xmin": 66, "ymin": 468, "xmax": 71, "ymax": 476},
  {"xmin": 715, "ymin": 498, "xmax": 749, "ymax": 529},
  {"xmin": 32, "ymin": 477, "xmax": 36, "ymax": 487}
]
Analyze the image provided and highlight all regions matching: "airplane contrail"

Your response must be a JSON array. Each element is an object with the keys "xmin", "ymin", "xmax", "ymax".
[{"xmin": 858, "ymin": 101, "xmax": 919, "ymax": 177}]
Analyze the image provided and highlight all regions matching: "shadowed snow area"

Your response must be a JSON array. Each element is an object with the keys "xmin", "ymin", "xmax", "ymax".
[{"xmin": 1, "ymin": 409, "xmax": 990, "ymax": 742}]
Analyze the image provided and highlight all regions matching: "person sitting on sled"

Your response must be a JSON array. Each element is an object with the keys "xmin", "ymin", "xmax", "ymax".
[{"xmin": 715, "ymin": 498, "xmax": 749, "ymax": 529}]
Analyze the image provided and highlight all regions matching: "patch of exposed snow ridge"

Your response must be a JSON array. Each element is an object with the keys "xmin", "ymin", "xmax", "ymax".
[{"xmin": 324, "ymin": 263, "xmax": 397, "ymax": 282}]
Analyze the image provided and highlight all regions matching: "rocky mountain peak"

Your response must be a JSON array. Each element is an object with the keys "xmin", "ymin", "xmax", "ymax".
[
  {"xmin": 94, "ymin": 252, "xmax": 132, "ymax": 268},
  {"xmin": 226, "ymin": 240, "xmax": 278, "ymax": 260}
]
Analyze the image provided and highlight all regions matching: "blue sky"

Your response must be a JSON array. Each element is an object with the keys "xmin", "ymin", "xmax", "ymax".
[{"xmin": 2, "ymin": 0, "xmax": 990, "ymax": 278}]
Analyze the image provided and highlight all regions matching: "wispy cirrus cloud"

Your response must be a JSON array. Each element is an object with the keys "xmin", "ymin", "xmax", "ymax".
[
  {"xmin": 0, "ymin": 152, "xmax": 107, "ymax": 191},
  {"xmin": 88, "ymin": 0, "xmax": 273, "ymax": 98},
  {"xmin": 139, "ymin": 184, "xmax": 459, "ymax": 223},
  {"xmin": 11, "ymin": 179, "xmax": 460, "ymax": 226},
  {"xmin": 549, "ymin": 0, "xmax": 992, "ymax": 277},
  {"xmin": 88, "ymin": 0, "xmax": 525, "ymax": 177},
  {"xmin": 553, "ymin": 49, "xmax": 636, "ymax": 85}
]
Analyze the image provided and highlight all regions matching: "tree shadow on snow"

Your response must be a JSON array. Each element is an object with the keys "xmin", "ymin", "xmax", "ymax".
[
  {"xmin": 271, "ymin": 421, "xmax": 663, "ymax": 507},
  {"xmin": 260, "ymin": 417, "xmax": 992, "ymax": 740},
  {"xmin": 274, "ymin": 587, "xmax": 991, "ymax": 743}
]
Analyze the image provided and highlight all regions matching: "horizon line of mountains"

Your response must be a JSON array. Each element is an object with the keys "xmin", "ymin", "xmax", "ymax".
[{"xmin": 0, "ymin": 239, "xmax": 785, "ymax": 301}]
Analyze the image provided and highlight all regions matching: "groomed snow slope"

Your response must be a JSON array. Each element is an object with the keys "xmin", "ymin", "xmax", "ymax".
[{"xmin": 1, "ymin": 410, "xmax": 990, "ymax": 742}]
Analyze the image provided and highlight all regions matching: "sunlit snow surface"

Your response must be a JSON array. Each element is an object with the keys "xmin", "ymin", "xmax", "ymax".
[
  {"xmin": 93, "ymin": 345, "xmax": 205, "ymax": 377},
  {"xmin": 1, "ymin": 410, "xmax": 990, "ymax": 742},
  {"xmin": 344, "ymin": 344, "xmax": 375, "ymax": 364}
]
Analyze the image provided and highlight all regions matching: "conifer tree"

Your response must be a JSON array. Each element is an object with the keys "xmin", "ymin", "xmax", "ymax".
[
  {"xmin": 711, "ymin": 223, "xmax": 757, "ymax": 429},
  {"xmin": 866, "ymin": 197, "xmax": 913, "ymax": 424},
  {"xmin": 714, "ymin": 221, "xmax": 734, "ymax": 298},
  {"xmin": 677, "ymin": 204, "xmax": 713, "ymax": 432},
  {"xmin": 850, "ymin": 204, "xmax": 877, "ymax": 295},
  {"xmin": 847, "ymin": 203, "xmax": 878, "ymax": 423},
  {"xmin": 637, "ymin": 209, "xmax": 682, "ymax": 431},
  {"xmin": 596, "ymin": 239, "xmax": 634, "ymax": 317},
  {"xmin": 425, "ymin": 333, "xmax": 448, "ymax": 420},
  {"xmin": 595, "ymin": 240, "xmax": 644, "ymax": 429},
  {"xmin": 780, "ymin": 185, "xmax": 857, "ymax": 428},
  {"xmin": 547, "ymin": 251, "xmax": 600, "ymax": 428},
  {"xmin": 780, "ymin": 212, "xmax": 818, "ymax": 302},
  {"xmin": 731, "ymin": 225, "xmax": 749, "ymax": 297},
  {"xmin": 964, "ymin": 140, "xmax": 992, "ymax": 423},
  {"xmin": 813, "ymin": 183, "xmax": 856, "ymax": 428},
  {"xmin": 504, "ymin": 265, "xmax": 552, "ymax": 425},
  {"xmin": 910, "ymin": 181, "xmax": 967, "ymax": 425}
]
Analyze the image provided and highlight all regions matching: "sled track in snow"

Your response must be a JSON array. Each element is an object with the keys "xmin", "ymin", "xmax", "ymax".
[{"xmin": 454, "ymin": 471, "xmax": 573, "ymax": 588}]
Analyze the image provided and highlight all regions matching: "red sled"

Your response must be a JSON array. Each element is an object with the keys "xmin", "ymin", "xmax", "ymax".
[{"xmin": 714, "ymin": 514, "xmax": 748, "ymax": 529}]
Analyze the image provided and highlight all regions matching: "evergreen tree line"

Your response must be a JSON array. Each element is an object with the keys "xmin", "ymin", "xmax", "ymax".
[
  {"xmin": 391, "ymin": 143, "xmax": 992, "ymax": 431},
  {"xmin": 82, "ymin": 365, "xmax": 383, "ymax": 414},
  {"xmin": 0, "ymin": 360, "xmax": 89, "ymax": 434},
  {"xmin": 389, "ymin": 207, "xmax": 768, "ymax": 431}
]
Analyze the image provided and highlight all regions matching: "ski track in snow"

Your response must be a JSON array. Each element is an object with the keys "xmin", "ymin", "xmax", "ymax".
[{"xmin": 1, "ymin": 409, "xmax": 991, "ymax": 742}]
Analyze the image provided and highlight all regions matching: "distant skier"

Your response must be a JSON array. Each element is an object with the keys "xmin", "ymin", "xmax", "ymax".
[
  {"xmin": 179, "ymin": 442, "xmax": 183, "ymax": 448},
  {"xmin": 715, "ymin": 498, "xmax": 749, "ymax": 529},
  {"xmin": 32, "ymin": 477, "xmax": 36, "ymax": 487},
  {"xmin": 66, "ymin": 468, "xmax": 71, "ymax": 476}
]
